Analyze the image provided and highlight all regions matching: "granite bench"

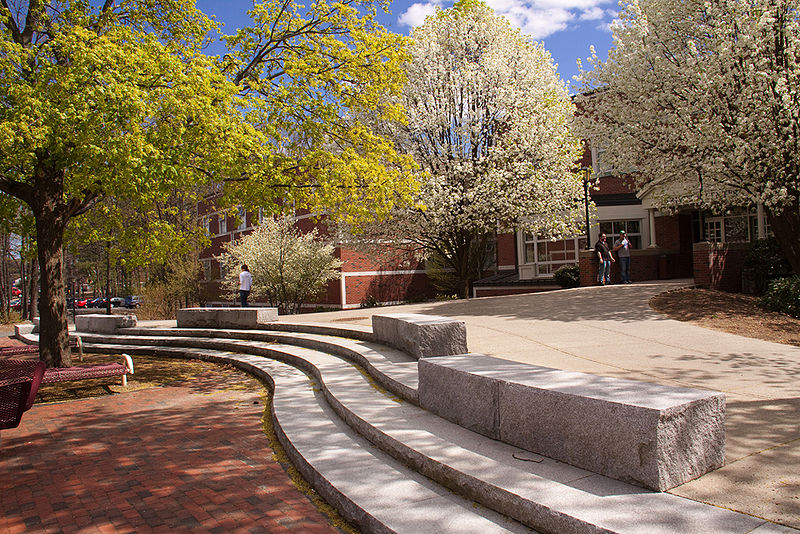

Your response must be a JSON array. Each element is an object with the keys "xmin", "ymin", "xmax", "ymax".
[
  {"xmin": 75, "ymin": 314, "xmax": 137, "ymax": 334},
  {"xmin": 418, "ymin": 353, "xmax": 725, "ymax": 491},
  {"xmin": 176, "ymin": 307, "xmax": 278, "ymax": 329},
  {"xmin": 372, "ymin": 314, "xmax": 467, "ymax": 359}
]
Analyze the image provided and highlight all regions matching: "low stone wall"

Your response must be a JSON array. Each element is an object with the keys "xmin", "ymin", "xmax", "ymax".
[
  {"xmin": 176, "ymin": 307, "xmax": 278, "ymax": 329},
  {"xmin": 418, "ymin": 354, "xmax": 725, "ymax": 491},
  {"xmin": 75, "ymin": 314, "xmax": 138, "ymax": 334},
  {"xmin": 372, "ymin": 314, "xmax": 467, "ymax": 360}
]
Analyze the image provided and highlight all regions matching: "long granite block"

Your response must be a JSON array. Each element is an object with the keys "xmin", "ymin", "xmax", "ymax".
[
  {"xmin": 75, "ymin": 314, "xmax": 137, "ymax": 334},
  {"xmin": 176, "ymin": 307, "xmax": 278, "ymax": 329},
  {"xmin": 418, "ymin": 354, "xmax": 725, "ymax": 491},
  {"xmin": 372, "ymin": 314, "xmax": 467, "ymax": 359}
]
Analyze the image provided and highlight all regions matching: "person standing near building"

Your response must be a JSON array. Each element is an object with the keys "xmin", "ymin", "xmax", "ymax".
[
  {"xmin": 613, "ymin": 230, "xmax": 632, "ymax": 284},
  {"xmin": 239, "ymin": 264, "xmax": 252, "ymax": 307},
  {"xmin": 594, "ymin": 233, "xmax": 614, "ymax": 285}
]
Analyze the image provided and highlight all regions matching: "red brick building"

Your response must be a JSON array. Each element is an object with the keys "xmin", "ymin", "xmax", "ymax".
[
  {"xmin": 197, "ymin": 200, "xmax": 433, "ymax": 310},
  {"xmin": 199, "ymin": 139, "xmax": 770, "ymax": 308}
]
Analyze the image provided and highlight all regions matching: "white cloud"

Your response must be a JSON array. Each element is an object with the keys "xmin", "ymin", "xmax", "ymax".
[
  {"xmin": 398, "ymin": 0, "xmax": 617, "ymax": 39},
  {"xmin": 398, "ymin": 2, "xmax": 443, "ymax": 28},
  {"xmin": 579, "ymin": 7, "xmax": 605, "ymax": 21}
]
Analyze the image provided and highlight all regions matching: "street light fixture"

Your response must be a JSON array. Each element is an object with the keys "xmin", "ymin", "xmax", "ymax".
[{"xmin": 582, "ymin": 166, "xmax": 592, "ymax": 249}]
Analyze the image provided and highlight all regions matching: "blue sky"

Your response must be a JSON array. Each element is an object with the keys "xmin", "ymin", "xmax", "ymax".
[{"xmin": 195, "ymin": 0, "xmax": 617, "ymax": 88}]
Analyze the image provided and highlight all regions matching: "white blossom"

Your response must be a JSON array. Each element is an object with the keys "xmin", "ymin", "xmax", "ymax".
[
  {"xmin": 384, "ymin": 0, "xmax": 585, "ymax": 296},
  {"xmin": 576, "ymin": 0, "xmax": 800, "ymax": 269},
  {"xmin": 218, "ymin": 218, "xmax": 342, "ymax": 314}
]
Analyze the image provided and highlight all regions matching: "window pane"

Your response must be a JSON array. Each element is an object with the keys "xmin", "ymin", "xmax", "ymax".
[
  {"xmin": 525, "ymin": 243, "xmax": 535, "ymax": 264},
  {"xmin": 627, "ymin": 220, "xmax": 640, "ymax": 234},
  {"xmin": 725, "ymin": 216, "xmax": 748, "ymax": 242},
  {"xmin": 599, "ymin": 222, "xmax": 612, "ymax": 235}
]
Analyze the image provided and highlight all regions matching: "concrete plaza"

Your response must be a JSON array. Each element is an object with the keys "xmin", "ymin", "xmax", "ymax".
[{"xmin": 294, "ymin": 279, "xmax": 800, "ymax": 529}]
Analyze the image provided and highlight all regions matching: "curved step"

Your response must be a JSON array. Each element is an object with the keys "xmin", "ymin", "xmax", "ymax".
[
  {"xmin": 117, "ymin": 327, "xmax": 419, "ymax": 403},
  {"xmin": 85, "ymin": 342, "xmax": 530, "ymax": 534},
  {"xmin": 78, "ymin": 331, "xmax": 791, "ymax": 534}
]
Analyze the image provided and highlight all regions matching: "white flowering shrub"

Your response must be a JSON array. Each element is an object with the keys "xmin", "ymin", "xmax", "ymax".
[
  {"xmin": 376, "ymin": 0, "xmax": 585, "ymax": 297},
  {"xmin": 576, "ymin": 0, "xmax": 800, "ymax": 272},
  {"xmin": 218, "ymin": 218, "xmax": 342, "ymax": 314}
]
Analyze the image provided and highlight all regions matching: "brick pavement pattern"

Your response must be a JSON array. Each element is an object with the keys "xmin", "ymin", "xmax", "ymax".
[{"xmin": 0, "ymin": 335, "xmax": 341, "ymax": 534}]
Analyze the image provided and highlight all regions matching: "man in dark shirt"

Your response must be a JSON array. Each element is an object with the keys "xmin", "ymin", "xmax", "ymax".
[{"xmin": 594, "ymin": 233, "xmax": 615, "ymax": 285}]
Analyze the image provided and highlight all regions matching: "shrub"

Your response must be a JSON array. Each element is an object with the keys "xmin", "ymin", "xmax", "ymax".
[
  {"xmin": 743, "ymin": 238, "xmax": 792, "ymax": 294},
  {"xmin": 553, "ymin": 265, "xmax": 581, "ymax": 288},
  {"xmin": 218, "ymin": 218, "xmax": 343, "ymax": 315},
  {"xmin": 360, "ymin": 295, "xmax": 379, "ymax": 308},
  {"xmin": 761, "ymin": 275, "xmax": 800, "ymax": 318}
]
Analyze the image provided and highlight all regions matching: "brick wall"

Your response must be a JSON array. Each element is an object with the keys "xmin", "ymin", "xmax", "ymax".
[
  {"xmin": 693, "ymin": 242, "xmax": 749, "ymax": 292},
  {"xmin": 496, "ymin": 233, "xmax": 517, "ymax": 268},
  {"xmin": 594, "ymin": 175, "xmax": 638, "ymax": 195}
]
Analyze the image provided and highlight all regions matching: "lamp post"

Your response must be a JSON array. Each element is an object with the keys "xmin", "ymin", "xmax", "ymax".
[{"xmin": 582, "ymin": 167, "xmax": 592, "ymax": 249}]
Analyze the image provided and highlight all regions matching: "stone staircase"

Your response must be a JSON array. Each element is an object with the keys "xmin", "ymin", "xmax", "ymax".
[{"xmin": 36, "ymin": 321, "xmax": 795, "ymax": 534}]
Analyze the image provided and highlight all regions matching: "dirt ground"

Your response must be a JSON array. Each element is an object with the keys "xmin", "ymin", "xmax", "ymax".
[{"xmin": 649, "ymin": 287, "xmax": 800, "ymax": 347}]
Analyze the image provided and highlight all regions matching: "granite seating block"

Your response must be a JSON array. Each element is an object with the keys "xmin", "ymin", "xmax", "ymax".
[
  {"xmin": 418, "ymin": 353, "xmax": 725, "ymax": 491},
  {"xmin": 75, "ymin": 314, "xmax": 137, "ymax": 334},
  {"xmin": 372, "ymin": 314, "xmax": 467, "ymax": 360},
  {"xmin": 176, "ymin": 307, "xmax": 278, "ymax": 329}
]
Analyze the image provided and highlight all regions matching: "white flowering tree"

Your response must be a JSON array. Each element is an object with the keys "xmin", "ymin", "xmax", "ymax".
[
  {"xmin": 218, "ymin": 218, "xmax": 342, "ymax": 314},
  {"xmin": 376, "ymin": 0, "xmax": 584, "ymax": 297},
  {"xmin": 576, "ymin": 0, "xmax": 800, "ymax": 272}
]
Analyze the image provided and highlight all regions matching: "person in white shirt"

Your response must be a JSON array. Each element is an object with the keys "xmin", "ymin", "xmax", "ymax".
[{"xmin": 238, "ymin": 264, "xmax": 252, "ymax": 307}]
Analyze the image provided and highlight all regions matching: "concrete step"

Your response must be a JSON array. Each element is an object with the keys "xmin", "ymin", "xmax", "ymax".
[
  {"xmin": 79, "ymin": 331, "xmax": 795, "ymax": 534},
  {"xmin": 84, "ymin": 342, "xmax": 531, "ymax": 534},
  {"xmin": 117, "ymin": 327, "xmax": 420, "ymax": 403}
]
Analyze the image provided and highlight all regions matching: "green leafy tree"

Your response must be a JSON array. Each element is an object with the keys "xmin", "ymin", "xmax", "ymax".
[
  {"xmin": 220, "ymin": 0, "xmax": 419, "ymax": 225},
  {"xmin": 1, "ymin": 0, "xmax": 416, "ymax": 367},
  {"xmin": 0, "ymin": 0, "xmax": 262, "ymax": 366},
  {"xmin": 218, "ymin": 218, "xmax": 342, "ymax": 314}
]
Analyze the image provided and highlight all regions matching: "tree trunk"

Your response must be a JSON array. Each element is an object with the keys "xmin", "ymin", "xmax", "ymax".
[
  {"xmin": 34, "ymin": 204, "xmax": 71, "ymax": 368},
  {"xmin": 767, "ymin": 196, "xmax": 800, "ymax": 274}
]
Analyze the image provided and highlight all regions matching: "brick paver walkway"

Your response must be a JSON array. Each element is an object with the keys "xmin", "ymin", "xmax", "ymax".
[{"xmin": 0, "ymin": 334, "xmax": 343, "ymax": 534}]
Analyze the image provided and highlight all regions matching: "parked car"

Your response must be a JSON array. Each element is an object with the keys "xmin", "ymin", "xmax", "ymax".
[
  {"xmin": 88, "ymin": 297, "xmax": 107, "ymax": 308},
  {"xmin": 130, "ymin": 296, "xmax": 143, "ymax": 308},
  {"xmin": 110, "ymin": 297, "xmax": 134, "ymax": 308},
  {"xmin": 10, "ymin": 298, "xmax": 21, "ymax": 311},
  {"xmin": 76, "ymin": 298, "xmax": 90, "ymax": 308},
  {"xmin": 11, "ymin": 287, "xmax": 21, "ymax": 297}
]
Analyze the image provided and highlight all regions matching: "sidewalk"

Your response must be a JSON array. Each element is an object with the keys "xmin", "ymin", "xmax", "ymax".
[
  {"xmin": 0, "ymin": 337, "xmax": 342, "ymax": 534},
  {"xmin": 291, "ymin": 280, "xmax": 800, "ymax": 529}
]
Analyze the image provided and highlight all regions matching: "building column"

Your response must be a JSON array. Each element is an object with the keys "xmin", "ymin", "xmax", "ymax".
[
  {"xmin": 757, "ymin": 202, "xmax": 767, "ymax": 239},
  {"xmin": 339, "ymin": 273, "xmax": 347, "ymax": 309},
  {"xmin": 647, "ymin": 208, "xmax": 658, "ymax": 248}
]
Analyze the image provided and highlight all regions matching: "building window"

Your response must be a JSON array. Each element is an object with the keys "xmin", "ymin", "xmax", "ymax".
[
  {"xmin": 704, "ymin": 212, "xmax": 764, "ymax": 243},
  {"xmin": 705, "ymin": 219, "xmax": 723, "ymax": 242},
  {"xmin": 201, "ymin": 216, "xmax": 210, "ymax": 235},
  {"xmin": 236, "ymin": 207, "xmax": 247, "ymax": 232},
  {"xmin": 598, "ymin": 219, "xmax": 642, "ymax": 249},
  {"xmin": 218, "ymin": 214, "xmax": 227, "ymax": 235},
  {"xmin": 523, "ymin": 233, "xmax": 581, "ymax": 276},
  {"xmin": 200, "ymin": 259, "xmax": 212, "ymax": 281}
]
